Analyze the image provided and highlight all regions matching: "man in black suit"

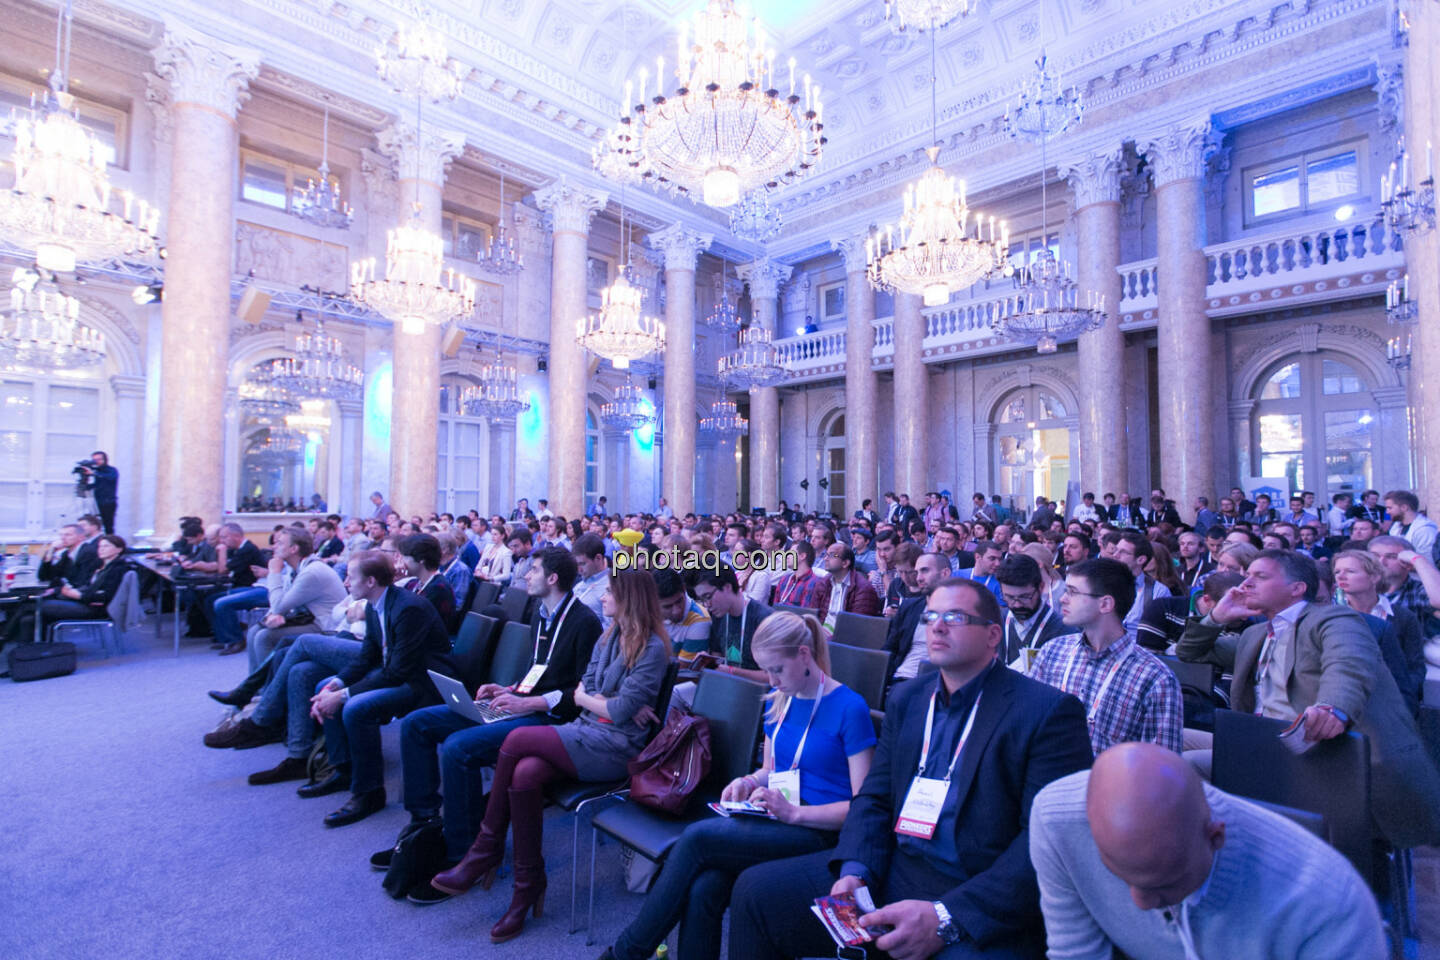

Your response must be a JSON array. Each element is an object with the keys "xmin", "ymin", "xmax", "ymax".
[
  {"xmin": 70, "ymin": 514, "xmax": 104, "ymax": 586},
  {"xmin": 729, "ymin": 577, "xmax": 1092, "ymax": 959},
  {"xmin": 894, "ymin": 493, "xmax": 920, "ymax": 529},
  {"xmin": 1141, "ymin": 489, "xmax": 1182, "ymax": 527},
  {"xmin": 83, "ymin": 451, "xmax": 119, "ymax": 534},
  {"xmin": 884, "ymin": 553, "xmax": 951, "ymax": 688},
  {"xmin": 37, "ymin": 523, "xmax": 82, "ymax": 588}
]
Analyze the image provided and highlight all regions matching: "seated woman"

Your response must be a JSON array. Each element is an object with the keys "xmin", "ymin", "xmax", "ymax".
[
  {"xmin": 430, "ymin": 567, "xmax": 672, "ymax": 942},
  {"xmin": 597, "ymin": 611, "xmax": 876, "ymax": 960},
  {"xmin": 5, "ymin": 534, "xmax": 130, "ymax": 644}
]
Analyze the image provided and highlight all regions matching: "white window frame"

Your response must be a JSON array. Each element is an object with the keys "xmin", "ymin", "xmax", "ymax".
[
  {"xmin": 437, "ymin": 378, "xmax": 487, "ymax": 517},
  {"xmin": 0, "ymin": 73, "xmax": 130, "ymax": 169},
  {"xmin": 238, "ymin": 148, "xmax": 333, "ymax": 215},
  {"xmin": 1242, "ymin": 139, "xmax": 1367, "ymax": 228},
  {"xmin": 0, "ymin": 371, "xmax": 110, "ymax": 539}
]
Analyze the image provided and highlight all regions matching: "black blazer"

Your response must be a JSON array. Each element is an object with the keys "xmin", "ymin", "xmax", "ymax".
[
  {"xmin": 75, "ymin": 558, "xmax": 129, "ymax": 608},
  {"xmin": 524, "ymin": 594, "xmax": 604, "ymax": 721},
  {"xmin": 831, "ymin": 666, "xmax": 1092, "ymax": 948},
  {"xmin": 71, "ymin": 537, "xmax": 101, "ymax": 586},
  {"xmin": 38, "ymin": 550, "xmax": 73, "ymax": 587},
  {"xmin": 884, "ymin": 595, "xmax": 927, "ymax": 679},
  {"xmin": 415, "ymin": 573, "xmax": 459, "ymax": 634},
  {"xmin": 337, "ymin": 586, "xmax": 458, "ymax": 703},
  {"xmin": 893, "ymin": 504, "xmax": 920, "ymax": 527}
]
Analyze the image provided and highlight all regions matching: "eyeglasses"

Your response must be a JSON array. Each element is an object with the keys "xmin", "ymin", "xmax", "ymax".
[
  {"xmin": 921, "ymin": 610, "xmax": 996, "ymax": 627},
  {"xmin": 1064, "ymin": 589, "xmax": 1104, "ymax": 600}
]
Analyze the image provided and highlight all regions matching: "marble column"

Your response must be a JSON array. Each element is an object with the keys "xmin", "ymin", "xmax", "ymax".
[
  {"xmin": 109, "ymin": 375, "xmax": 147, "ymax": 537},
  {"xmin": 1142, "ymin": 121, "xmax": 1218, "ymax": 509},
  {"xmin": 375, "ymin": 120, "xmax": 466, "ymax": 517},
  {"xmin": 337, "ymin": 399, "xmax": 364, "ymax": 517},
  {"xmin": 1061, "ymin": 148, "xmax": 1128, "ymax": 496},
  {"xmin": 649, "ymin": 223, "xmax": 714, "ymax": 516},
  {"xmin": 735, "ymin": 258, "xmax": 792, "ymax": 512},
  {"xmin": 151, "ymin": 25, "xmax": 260, "ymax": 526},
  {"xmin": 534, "ymin": 179, "xmax": 608, "ymax": 520},
  {"xmin": 833, "ymin": 236, "xmax": 879, "ymax": 517},
  {"xmin": 892, "ymin": 291, "xmax": 928, "ymax": 497},
  {"xmin": 1406, "ymin": 4, "xmax": 1440, "ymax": 505}
]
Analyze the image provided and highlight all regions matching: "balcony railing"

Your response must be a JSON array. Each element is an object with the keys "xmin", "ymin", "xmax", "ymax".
[{"xmin": 772, "ymin": 212, "xmax": 1405, "ymax": 384}]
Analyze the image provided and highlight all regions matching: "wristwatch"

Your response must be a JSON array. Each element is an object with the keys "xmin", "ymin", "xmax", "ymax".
[
  {"xmin": 1317, "ymin": 703, "xmax": 1351, "ymax": 727},
  {"xmin": 932, "ymin": 901, "xmax": 962, "ymax": 945}
]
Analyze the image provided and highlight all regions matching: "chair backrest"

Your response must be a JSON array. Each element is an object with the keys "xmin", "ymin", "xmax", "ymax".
[
  {"xmin": 1157, "ymin": 654, "xmax": 1217, "ymax": 697},
  {"xmin": 453, "ymin": 613, "xmax": 501, "ymax": 690},
  {"xmin": 1249, "ymin": 798, "xmax": 1327, "ymax": 839},
  {"xmin": 106, "ymin": 570, "xmax": 144, "ymax": 634},
  {"xmin": 459, "ymin": 578, "xmax": 479, "ymax": 618},
  {"xmin": 470, "ymin": 581, "xmax": 501, "ymax": 613},
  {"xmin": 773, "ymin": 603, "xmax": 814, "ymax": 619},
  {"xmin": 499, "ymin": 586, "xmax": 533, "ymax": 624},
  {"xmin": 488, "ymin": 620, "xmax": 535, "ymax": 687},
  {"xmin": 828, "ymin": 641, "xmax": 889, "ymax": 711},
  {"xmin": 833, "ymin": 611, "xmax": 888, "ymax": 650},
  {"xmin": 1212, "ymin": 710, "xmax": 1373, "ymax": 877},
  {"xmin": 690, "ymin": 669, "xmax": 767, "ymax": 788}
]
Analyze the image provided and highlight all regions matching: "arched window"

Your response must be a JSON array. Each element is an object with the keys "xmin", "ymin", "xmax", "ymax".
[
  {"xmin": 585, "ymin": 408, "xmax": 601, "ymax": 511},
  {"xmin": 437, "ymin": 376, "xmax": 484, "ymax": 515},
  {"xmin": 825, "ymin": 414, "xmax": 846, "ymax": 517},
  {"xmin": 0, "ymin": 369, "xmax": 108, "ymax": 534},
  {"xmin": 992, "ymin": 387, "xmax": 1071, "ymax": 509},
  {"xmin": 1251, "ymin": 352, "xmax": 1376, "ymax": 498}
]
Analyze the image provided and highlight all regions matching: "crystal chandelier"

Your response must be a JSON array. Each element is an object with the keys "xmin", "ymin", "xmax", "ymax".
[
  {"xmin": 867, "ymin": 30, "xmax": 1008, "ymax": 306},
  {"xmin": 376, "ymin": 23, "xmax": 471, "ymax": 102},
  {"xmin": 0, "ymin": 267, "xmax": 103, "ymax": 371},
  {"xmin": 285, "ymin": 399, "xmax": 332, "ymax": 439},
  {"xmin": 992, "ymin": 41, "xmax": 1102, "ymax": 354},
  {"xmin": 351, "ymin": 205, "xmax": 476, "ymax": 334},
  {"xmin": 247, "ymin": 428, "xmax": 306, "ymax": 467},
  {"xmin": 719, "ymin": 325, "xmax": 785, "ymax": 388},
  {"xmin": 884, "ymin": 0, "xmax": 976, "ymax": 32},
  {"xmin": 1388, "ymin": 333, "xmax": 1413, "ymax": 371},
  {"xmin": 239, "ymin": 364, "xmax": 300, "ymax": 423},
  {"xmin": 477, "ymin": 169, "xmax": 523, "ymax": 276},
  {"xmin": 461, "ymin": 349, "xmax": 531, "ymax": 423},
  {"xmin": 577, "ymin": 196, "xmax": 665, "ymax": 369},
  {"xmin": 292, "ymin": 106, "xmax": 352, "ymax": 230},
  {"xmin": 699, "ymin": 398, "xmax": 749, "ymax": 439},
  {"xmin": 0, "ymin": 2, "xmax": 161, "ymax": 273},
  {"xmin": 730, "ymin": 189, "xmax": 783, "ymax": 243},
  {"xmin": 1381, "ymin": 137, "xmax": 1436, "ymax": 236},
  {"xmin": 1388, "ymin": 274, "xmax": 1417, "ymax": 325},
  {"xmin": 703, "ymin": 256, "xmax": 741, "ymax": 332},
  {"xmin": 599, "ymin": 375, "xmax": 655, "ymax": 431},
  {"xmin": 267, "ymin": 308, "xmax": 363, "ymax": 401},
  {"xmin": 599, "ymin": 0, "xmax": 825, "ymax": 208}
]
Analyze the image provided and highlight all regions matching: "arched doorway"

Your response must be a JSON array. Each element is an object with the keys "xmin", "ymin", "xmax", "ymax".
[
  {"xmin": 993, "ymin": 387, "xmax": 1072, "ymax": 509},
  {"xmin": 824, "ymin": 413, "xmax": 846, "ymax": 517}
]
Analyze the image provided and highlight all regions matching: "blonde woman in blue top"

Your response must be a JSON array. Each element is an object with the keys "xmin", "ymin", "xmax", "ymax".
[{"xmin": 597, "ymin": 611, "xmax": 876, "ymax": 960}]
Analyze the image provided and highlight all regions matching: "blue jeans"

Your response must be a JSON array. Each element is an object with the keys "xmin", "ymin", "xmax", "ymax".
[
  {"xmin": 611, "ymin": 817, "xmax": 834, "ymax": 960},
  {"xmin": 211, "ymin": 585, "xmax": 270, "ymax": 649},
  {"xmin": 400, "ymin": 704, "xmax": 549, "ymax": 860},
  {"xmin": 325, "ymin": 682, "xmax": 422, "ymax": 796},
  {"xmin": 251, "ymin": 632, "xmax": 362, "ymax": 759}
]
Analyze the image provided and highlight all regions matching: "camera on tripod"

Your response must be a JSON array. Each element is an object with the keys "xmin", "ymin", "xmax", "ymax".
[{"xmin": 72, "ymin": 459, "xmax": 95, "ymax": 490}]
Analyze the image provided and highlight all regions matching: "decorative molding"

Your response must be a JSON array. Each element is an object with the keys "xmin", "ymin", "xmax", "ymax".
[
  {"xmin": 375, "ymin": 121, "xmax": 467, "ymax": 185},
  {"xmin": 532, "ymin": 177, "xmax": 608, "ymax": 234},
  {"xmin": 735, "ymin": 258, "xmax": 794, "ymax": 302},
  {"xmin": 647, "ymin": 223, "xmax": 714, "ymax": 272},
  {"xmin": 253, "ymin": 66, "xmax": 389, "ymax": 127},
  {"xmin": 512, "ymin": 203, "xmax": 551, "ymax": 256},
  {"xmin": 234, "ymin": 221, "xmax": 348, "ymax": 291},
  {"xmin": 830, "ymin": 234, "xmax": 870, "ymax": 274},
  {"xmin": 143, "ymin": 72, "xmax": 173, "ymax": 146},
  {"xmin": 1229, "ymin": 321, "xmax": 1397, "ymax": 397},
  {"xmin": 1059, "ymin": 147, "xmax": 1126, "ymax": 209},
  {"xmin": 152, "ymin": 21, "xmax": 262, "ymax": 119},
  {"xmin": 109, "ymin": 374, "xmax": 147, "ymax": 400},
  {"xmin": 1139, "ymin": 118, "xmax": 1221, "ymax": 186},
  {"xmin": 1297, "ymin": 322, "xmax": 1322, "ymax": 353}
]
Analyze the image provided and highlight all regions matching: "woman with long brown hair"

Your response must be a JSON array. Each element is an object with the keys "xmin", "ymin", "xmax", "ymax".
[{"xmin": 431, "ymin": 568, "xmax": 672, "ymax": 942}]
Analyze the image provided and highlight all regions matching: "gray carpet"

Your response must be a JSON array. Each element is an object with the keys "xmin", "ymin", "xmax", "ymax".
[{"xmin": 0, "ymin": 624, "xmax": 665, "ymax": 960}]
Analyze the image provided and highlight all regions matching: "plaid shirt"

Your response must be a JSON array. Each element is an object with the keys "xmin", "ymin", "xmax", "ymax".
[
  {"xmin": 770, "ymin": 569, "xmax": 831, "ymax": 613},
  {"xmin": 1029, "ymin": 632, "xmax": 1183, "ymax": 756},
  {"xmin": 1385, "ymin": 576, "xmax": 1439, "ymax": 639}
]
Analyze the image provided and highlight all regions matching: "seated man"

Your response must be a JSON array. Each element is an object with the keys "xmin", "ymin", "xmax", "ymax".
[
  {"xmin": 205, "ymin": 523, "xmax": 268, "ymax": 656},
  {"xmin": 244, "ymin": 526, "xmax": 347, "ymax": 673},
  {"xmin": 314, "ymin": 520, "xmax": 345, "ymax": 563},
  {"xmin": 36, "ymin": 523, "xmax": 83, "ymax": 588},
  {"xmin": 692, "ymin": 565, "xmax": 772, "ymax": 684},
  {"xmin": 769, "ymin": 541, "xmax": 830, "ymax": 614},
  {"xmin": 1031, "ymin": 558, "xmax": 1182, "ymax": 757},
  {"xmin": 995, "ymin": 554, "xmax": 1069, "ymax": 670},
  {"xmin": 884, "ymin": 552, "xmax": 954, "ymax": 686},
  {"xmin": 1112, "ymin": 531, "xmax": 1170, "ymax": 642},
  {"xmin": 656, "ymin": 568, "xmax": 711, "ymax": 654},
  {"xmin": 820, "ymin": 543, "xmax": 882, "ymax": 627},
  {"xmin": 728, "ymin": 577, "xmax": 1093, "ymax": 959},
  {"xmin": 955, "ymin": 541, "xmax": 1007, "ymax": 608},
  {"xmin": 391, "ymin": 547, "xmax": 603, "ymax": 898},
  {"xmin": 571, "ymin": 532, "xmax": 609, "ymax": 621},
  {"xmin": 398, "ymin": 533, "xmax": 459, "ymax": 633},
  {"xmin": 1140, "ymin": 571, "xmax": 1244, "ymax": 654},
  {"xmin": 503, "ymin": 526, "xmax": 533, "ymax": 587},
  {"xmin": 438, "ymin": 531, "xmax": 473, "ymax": 609},
  {"xmin": 1030, "ymin": 742, "xmax": 1385, "ymax": 959}
]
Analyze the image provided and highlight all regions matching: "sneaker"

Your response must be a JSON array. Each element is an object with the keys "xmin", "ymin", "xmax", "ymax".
[
  {"xmin": 204, "ymin": 717, "xmax": 279, "ymax": 750},
  {"xmin": 370, "ymin": 848, "xmax": 394, "ymax": 871},
  {"xmin": 247, "ymin": 756, "xmax": 309, "ymax": 785},
  {"xmin": 407, "ymin": 883, "xmax": 455, "ymax": 905}
]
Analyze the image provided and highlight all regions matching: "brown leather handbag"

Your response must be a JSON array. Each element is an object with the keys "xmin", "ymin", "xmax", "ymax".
[{"xmin": 627, "ymin": 707, "xmax": 712, "ymax": 814}]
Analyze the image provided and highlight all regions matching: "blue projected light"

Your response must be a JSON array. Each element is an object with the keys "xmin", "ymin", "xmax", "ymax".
[
  {"xmin": 635, "ymin": 398, "xmax": 656, "ymax": 450},
  {"xmin": 367, "ymin": 361, "xmax": 392, "ymax": 443},
  {"xmin": 304, "ymin": 439, "xmax": 318, "ymax": 471},
  {"xmin": 520, "ymin": 389, "xmax": 543, "ymax": 444}
]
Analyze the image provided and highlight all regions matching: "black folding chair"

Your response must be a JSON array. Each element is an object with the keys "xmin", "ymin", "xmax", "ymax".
[
  {"xmin": 470, "ymin": 581, "xmax": 501, "ymax": 613},
  {"xmin": 833, "ymin": 611, "xmax": 888, "ymax": 650},
  {"xmin": 1157, "ymin": 654, "xmax": 1222, "ymax": 730},
  {"xmin": 772, "ymin": 603, "xmax": 815, "ymax": 619},
  {"xmin": 452, "ymin": 613, "xmax": 501, "ymax": 691},
  {"xmin": 487, "ymin": 621, "xmax": 534, "ymax": 687},
  {"xmin": 499, "ymin": 586, "xmax": 534, "ymax": 625},
  {"xmin": 828, "ymin": 642, "xmax": 889, "ymax": 711}
]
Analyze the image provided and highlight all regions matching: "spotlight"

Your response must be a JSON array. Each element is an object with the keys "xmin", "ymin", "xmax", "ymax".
[
  {"xmin": 1333, "ymin": 204, "xmax": 1355, "ymax": 222},
  {"xmin": 647, "ymin": 376, "xmax": 658, "ymax": 390},
  {"xmin": 131, "ymin": 283, "xmax": 164, "ymax": 305},
  {"xmin": 537, "ymin": 355, "xmax": 548, "ymax": 372}
]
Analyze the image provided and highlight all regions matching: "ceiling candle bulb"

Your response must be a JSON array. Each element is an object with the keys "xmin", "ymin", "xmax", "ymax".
[{"xmin": 788, "ymin": 57, "xmax": 796, "ymax": 96}]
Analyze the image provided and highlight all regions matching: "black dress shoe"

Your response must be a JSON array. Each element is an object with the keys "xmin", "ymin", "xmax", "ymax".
[
  {"xmin": 247, "ymin": 756, "xmax": 309, "ymax": 785},
  {"xmin": 325, "ymin": 789, "xmax": 386, "ymax": 828},
  {"xmin": 406, "ymin": 883, "xmax": 454, "ymax": 905},
  {"xmin": 370, "ymin": 848, "xmax": 394, "ymax": 871},
  {"xmin": 297, "ymin": 769, "xmax": 350, "ymax": 799},
  {"xmin": 208, "ymin": 688, "xmax": 250, "ymax": 707},
  {"xmin": 204, "ymin": 717, "xmax": 280, "ymax": 750},
  {"xmin": 219, "ymin": 639, "xmax": 246, "ymax": 656}
]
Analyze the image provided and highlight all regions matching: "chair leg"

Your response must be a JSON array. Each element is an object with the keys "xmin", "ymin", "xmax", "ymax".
[
  {"xmin": 586, "ymin": 823, "xmax": 598, "ymax": 945},
  {"xmin": 569, "ymin": 807, "xmax": 580, "ymax": 934}
]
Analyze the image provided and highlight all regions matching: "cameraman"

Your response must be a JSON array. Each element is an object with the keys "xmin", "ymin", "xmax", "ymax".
[{"xmin": 81, "ymin": 451, "xmax": 119, "ymax": 534}]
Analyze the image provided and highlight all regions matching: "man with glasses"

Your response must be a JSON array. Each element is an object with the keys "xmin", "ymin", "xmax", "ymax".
[
  {"xmin": 821, "ymin": 543, "xmax": 882, "ymax": 628},
  {"xmin": 729, "ymin": 576, "xmax": 1092, "ymax": 959},
  {"xmin": 996, "ymin": 554, "xmax": 1069, "ymax": 671},
  {"xmin": 884, "ymin": 553, "xmax": 954, "ymax": 686},
  {"xmin": 1030, "ymin": 558, "xmax": 1182, "ymax": 756},
  {"xmin": 693, "ymin": 566, "xmax": 772, "ymax": 685}
]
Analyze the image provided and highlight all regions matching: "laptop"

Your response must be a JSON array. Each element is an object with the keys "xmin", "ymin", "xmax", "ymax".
[{"xmin": 428, "ymin": 670, "xmax": 513, "ymax": 724}]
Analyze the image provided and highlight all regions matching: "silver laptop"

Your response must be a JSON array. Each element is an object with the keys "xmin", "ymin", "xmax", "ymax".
[{"xmin": 428, "ymin": 670, "xmax": 513, "ymax": 724}]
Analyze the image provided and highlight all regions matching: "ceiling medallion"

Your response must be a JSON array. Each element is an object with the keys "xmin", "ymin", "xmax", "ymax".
[{"xmin": 597, "ymin": 0, "xmax": 825, "ymax": 208}]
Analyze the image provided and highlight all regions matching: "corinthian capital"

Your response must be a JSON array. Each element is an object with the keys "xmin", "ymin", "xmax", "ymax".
[
  {"xmin": 1058, "ymin": 147, "xmax": 1125, "ymax": 209},
  {"xmin": 1139, "ymin": 119, "xmax": 1221, "ymax": 187},
  {"xmin": 152, "ymin": 22, "xmax": 261, "ymax": 119},
  {"xmin": 735, "ymin": 258, "xmax": 792, "ymax": 301},
  {"xmin": 376, "ymin": 121, "xmax": 466, "ymax": 185},
  {"xmin": 532, "ymin": 177, "xmax": 608, "ymax": 235},
  {"xmin": 831, "ymin": 233, "xmax": 871, "ymax": 274},
  {"xmin": 648, "ymin": 223, "xmax": 714, "ymax": 272}
]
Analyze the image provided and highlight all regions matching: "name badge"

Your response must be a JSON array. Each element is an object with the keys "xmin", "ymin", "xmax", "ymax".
[
  {"xmin": 895, "ymin": 777, "xmax": 949, "ymax": 839},
  {"xmin": 769, "ymin": 768, "xmax": 801, "ymax": 805},
  {"xmin": 515, "ymin": 663, "xmax": 547, "ymax": 695}
]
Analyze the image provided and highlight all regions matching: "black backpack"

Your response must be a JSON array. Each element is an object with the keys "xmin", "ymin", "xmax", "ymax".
[{"xmin": 381, "ymin": 818, "xmax": 447, "ymax": 900}]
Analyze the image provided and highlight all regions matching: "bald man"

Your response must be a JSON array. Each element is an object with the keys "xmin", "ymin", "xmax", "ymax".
[{"xmin": 1029, "ymin": 743, "xmax": 1385, "ymax": 960}]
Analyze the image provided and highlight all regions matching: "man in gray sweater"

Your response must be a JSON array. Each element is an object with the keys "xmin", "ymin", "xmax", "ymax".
[
  {"xmin": 1030, "ymin": 743, "xmax": 1385, "ymax": 959},
  {"xmin": 246, "ymin": 527, "xmax": 347, "ymax": 672}
]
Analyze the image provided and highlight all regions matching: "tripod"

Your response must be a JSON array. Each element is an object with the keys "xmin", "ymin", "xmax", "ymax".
[{"xmin": 61, "ymin": 478, "xmax": 97, "ymax": 526}]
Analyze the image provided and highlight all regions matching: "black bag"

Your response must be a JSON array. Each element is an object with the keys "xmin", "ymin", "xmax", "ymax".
[
  {"xmin": 9, "ymin": 642, "xmax": 77, "ymax": 681},
  {"xmin": 381, "ymin": 818, "xmax": 447, "ymax": 900}
]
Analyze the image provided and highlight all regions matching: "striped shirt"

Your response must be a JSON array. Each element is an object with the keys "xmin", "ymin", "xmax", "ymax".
[{"xmin": 1029, "ymin": 632, "xmax": 1183, "ymax": 756}]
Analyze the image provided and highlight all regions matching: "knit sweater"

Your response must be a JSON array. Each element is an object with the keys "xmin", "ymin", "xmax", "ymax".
[{"xmin": 1029, "ymin": 770, "xmax": 1386, "ymax": 960}]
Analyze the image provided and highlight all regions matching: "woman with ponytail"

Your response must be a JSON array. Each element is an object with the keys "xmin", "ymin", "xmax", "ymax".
[{"xmin": 596, "ymin": 611, "xmax": 876, "ymax": 960}]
